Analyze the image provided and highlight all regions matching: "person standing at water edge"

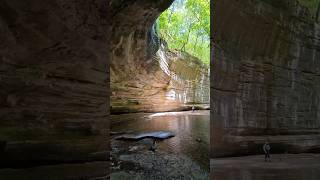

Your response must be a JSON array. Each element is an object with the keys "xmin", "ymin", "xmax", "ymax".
[
  {"xmin": 263, "ymin": 141, "xmax": 271, "ymax": 162},
  {"xmin": 149, "ymin": 139, "xmax": 156, "ymax": 152},
  {"xmin": 192, "ymin": 105, "xmax": 195, "ymax": 112}
]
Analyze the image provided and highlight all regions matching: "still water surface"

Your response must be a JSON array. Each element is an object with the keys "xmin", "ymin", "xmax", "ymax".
[{"xmin": 111, "ymin": 110, "xmax": 210, "ymax": 170}]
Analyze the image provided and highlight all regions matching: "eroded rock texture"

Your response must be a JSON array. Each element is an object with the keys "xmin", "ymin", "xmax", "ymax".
[
  {"xmin": 212, "ymin": 0, "xmax": 320, "ymax": 157},
  {"xmin": 111, "ymin": 42, "xmax": 210, "ymax": 114},
  {"xmin": 0, "ymin": 0, "xmax": 109, "ymax": 177},
  {"xmin": 110, "ymin": 0, "xmax": 209, "ymax": 114}
]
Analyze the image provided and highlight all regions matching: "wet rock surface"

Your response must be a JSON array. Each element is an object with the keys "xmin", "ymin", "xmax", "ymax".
[
  {"xmin": 211, "ymin": 154, "xmax": 320, "ymax": 180},
  {"xmin": 111, "ymin": 141, "xmax": 208, "ymax": 180}
]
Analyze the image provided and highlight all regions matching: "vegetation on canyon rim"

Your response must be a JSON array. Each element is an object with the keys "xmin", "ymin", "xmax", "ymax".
[
  {"xmin": 299, "ymin": 0, "xmax": 320, "ymax": 16},
  {"xmin": 156, "ymin": 0, "xmax": 319, "ymax": 67},
  {"xmin": 157, "ymin": 0, "xmax": 210, "ymax": 65}
]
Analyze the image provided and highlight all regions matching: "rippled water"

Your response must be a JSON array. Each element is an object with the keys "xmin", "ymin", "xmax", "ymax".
[{"xmin": 111, "ymin": 110, "xmax": 210, "ymax": 170}]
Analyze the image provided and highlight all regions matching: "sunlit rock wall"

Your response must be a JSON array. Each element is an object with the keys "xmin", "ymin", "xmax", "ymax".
[
  {"xmin": 111, "ymin": 40, "xmax": 210, "ymax": 113},
  {"xmin": 165, "ymin": 48, "xmax": 210, "ymax": 105},
  {"xmin": 0, "ymin": 0, "xmax": 109, "ymax": 177},
  {"xmin": 110, "ymin": 0, "xmax": 209, "ymax": 114},
  {"xmin": 212, "ymin": 0, "xmax": 320, "ymax": 157}
]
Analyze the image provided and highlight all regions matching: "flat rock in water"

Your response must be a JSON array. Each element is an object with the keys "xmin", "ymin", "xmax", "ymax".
[{"xmin": 115, "ymin": 131, "xmax": 175, "ymax": 141}]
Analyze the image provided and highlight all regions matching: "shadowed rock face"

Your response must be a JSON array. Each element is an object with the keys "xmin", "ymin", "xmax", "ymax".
[
  {"xmin": 0, "ymin": 0, "xmax": 185, "ymax": 178},
  {"xmin": 212, "ymin": 0, "xmax": 320, "ymax": 157},
  {"xmin": 110, "ymin": 0, "xmax": 210, "ymax": 114},
  {"xmin": 0, "ymin": 0, "xmax": 109, "ymax": 175}
]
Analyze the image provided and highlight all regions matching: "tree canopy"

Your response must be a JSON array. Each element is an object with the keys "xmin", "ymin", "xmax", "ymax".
[
  {"xmin": 298, "ymin": 0, "xmax": 320, "ymax": 18},
  {"xmin": 157, "ymin": 0, "xmax": 210, "ymax": 65}
]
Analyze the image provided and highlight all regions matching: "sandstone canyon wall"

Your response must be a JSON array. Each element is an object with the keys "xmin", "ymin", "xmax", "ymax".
[
  {"xmin": 110, "ymin": 0, "xmax": 209, "ymax": 114},
  {"xmin": 212, "ymin": 0, "xmax": 320, "ymax": 157},
  {"xmin": 0, "ymin": 0, "xmax": 109, "ymax": 178}
]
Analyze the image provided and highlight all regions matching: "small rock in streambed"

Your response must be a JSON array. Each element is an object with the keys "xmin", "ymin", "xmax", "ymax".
[{"xmin": 128, "ymin": 145, "xmax": 144, "ymax": 152}]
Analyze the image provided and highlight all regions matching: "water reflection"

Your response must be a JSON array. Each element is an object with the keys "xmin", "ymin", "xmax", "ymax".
[{"xmin": 111, "ymin": 110, "xmax": 209, "ymax": 170}]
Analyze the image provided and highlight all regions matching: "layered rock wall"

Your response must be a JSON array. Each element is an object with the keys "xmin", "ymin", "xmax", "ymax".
[
  {"xmin": 0, "ymin": 0, "xmax": 109, "ymax": 176},
  {"xmin": 110, "ymin": 0, "xmax": 209, "ymax": 114},
  {"xmin": 111, "ymin": 41, "xmax": 210, "ymax": 113},
  {"xmin": 212, "ymin": 0, "xmax": 320, "ymax": 157},
  {"xmin": 165, "ymin": 49, "xmax": 210, "ymax": 106}
]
